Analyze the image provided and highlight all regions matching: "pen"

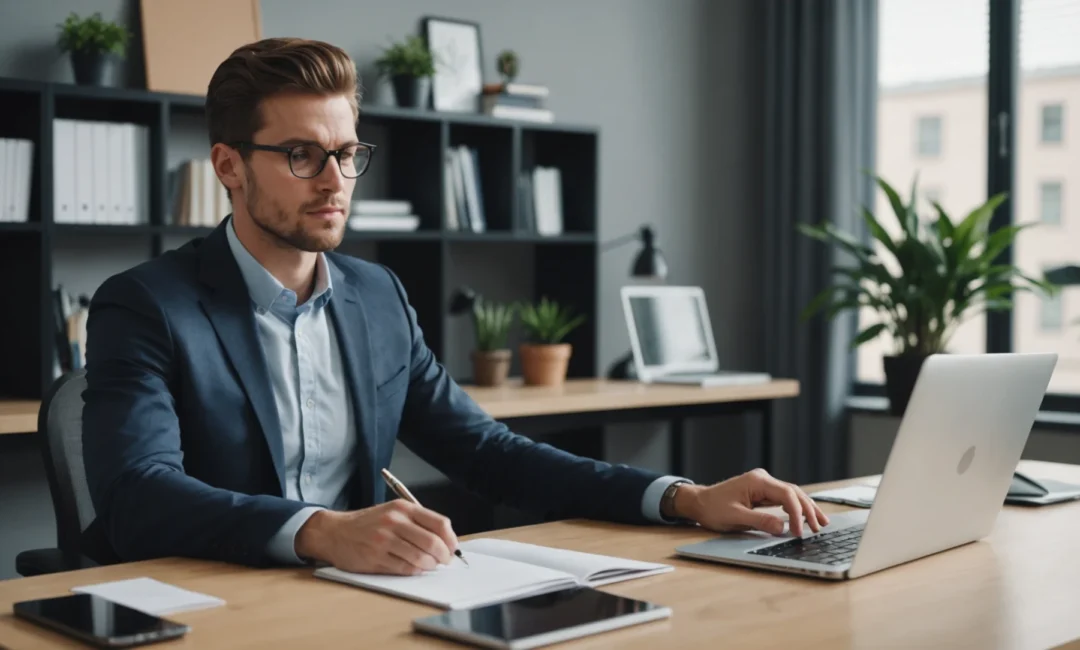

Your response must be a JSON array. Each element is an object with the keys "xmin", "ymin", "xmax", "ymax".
[{"xmin": 380, "ymin": 468, "xmax": 469, "ymax": 567}]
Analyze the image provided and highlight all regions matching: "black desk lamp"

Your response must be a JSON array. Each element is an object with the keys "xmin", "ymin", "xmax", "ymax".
[{"xmin": 603, "ymin": 225, "xmax": 668, "ymax": 379}]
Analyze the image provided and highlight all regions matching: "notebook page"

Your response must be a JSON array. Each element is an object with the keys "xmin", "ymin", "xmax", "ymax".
[
  {"xmin": 314, "ymin": 551, "xmax": 576, "ymax": 610},
  {"xmin": 458, "ymin": 539, "xmax": 673, "ymax": 586},
  {"xmin": 72, "ymin": 577, "xmax": 225, "ymax": 615}
]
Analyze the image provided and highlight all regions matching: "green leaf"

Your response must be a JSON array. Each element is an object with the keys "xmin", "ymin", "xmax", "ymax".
[
  {"xmin": 851, "ymin": 323, "xmax": 888, "ymax": 348},
  {"xmin": 861, "ymin": 207, "xmax": 898, "ymax": 257},
  {"xmin": 876, "ymin": 175, "xmax": 916, "ymax": 238}
]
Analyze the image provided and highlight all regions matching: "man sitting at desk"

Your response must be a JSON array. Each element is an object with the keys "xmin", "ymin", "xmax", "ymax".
[{"xmin": 81, "ymin": 37, "xmax": 827, "ymax": 575}]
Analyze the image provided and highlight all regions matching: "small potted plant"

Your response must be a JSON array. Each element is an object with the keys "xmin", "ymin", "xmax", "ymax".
[
  {"xmin": 496, "ymin": 49, "xmax": 519, "ymax": 85},
  {"xmin": 470, "ymin": 297, "xmax": 516, "ymax": 387},
  {"xmin": 518, "ymin": 297, "xmax": 586, "ymax": 386},
  {"xmin": 56, "ymin": 12, "xmax": 130, "ymax": 86},
  {"xmin": 374, "ymin": 35, "xmax": 436, "ymax": 109}
]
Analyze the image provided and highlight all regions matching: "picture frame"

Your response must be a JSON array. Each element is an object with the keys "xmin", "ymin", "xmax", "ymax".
[{"xmin": 422, "ymin": 16, "xmax": 483, "ymax": 113}]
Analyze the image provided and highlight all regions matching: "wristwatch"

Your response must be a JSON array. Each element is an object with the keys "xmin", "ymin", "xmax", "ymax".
[{"xmin": 660, "ymin": 480, "xmax": 693, "ymax": 523}]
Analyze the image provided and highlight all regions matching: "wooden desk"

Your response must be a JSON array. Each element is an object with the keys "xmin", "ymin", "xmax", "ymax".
[
  {"xmin": 464, "ymin": 378, "xmax": 799, "ymax": 475},
  {"xmin": 0, "ymin": 400, "xmax": 37, "ymax": 436},
  {"xmin": 0, "ymin": 379, "xmax": 800, "ymax": 472},
  {"xmin": 2, "ymin": 459, "xmax": 1076, "ymax": 649}
]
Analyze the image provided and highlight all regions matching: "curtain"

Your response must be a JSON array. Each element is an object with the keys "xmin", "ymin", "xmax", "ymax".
[{"xmin": 762, "ymin": 0, "xmax": 877, "ymax": 483}]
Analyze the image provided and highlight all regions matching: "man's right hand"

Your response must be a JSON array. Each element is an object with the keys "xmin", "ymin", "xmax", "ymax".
[{"xmin": 294, "ymin": 500, "xmax": 459, "ymax": 575}]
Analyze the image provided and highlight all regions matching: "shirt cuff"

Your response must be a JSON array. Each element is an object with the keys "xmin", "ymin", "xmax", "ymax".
[
  {"xmin": 266, "ymin": 506, "xmax": 325, "ymax": 564},
  {"xmin": 641, "ymin": 475, "xmax": 694, "ymax": 523}
]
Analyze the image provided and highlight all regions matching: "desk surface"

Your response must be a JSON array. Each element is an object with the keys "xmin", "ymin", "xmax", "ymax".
[
  {"xmin": 0, "ymin": 400, "xmax": 37, "ymax": 436},
  {"xmin": 0, "ymin": 378, "xmax": 798, "ymax": 435},
  {"xmin": 1, "ymin": 459, "xmax": 1076, "ymax": 649}
]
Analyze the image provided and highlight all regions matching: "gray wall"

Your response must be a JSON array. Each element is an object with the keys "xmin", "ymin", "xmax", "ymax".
[{"xmin": 0, "ymin": 0, "xmax": 766, "ymax": 579}]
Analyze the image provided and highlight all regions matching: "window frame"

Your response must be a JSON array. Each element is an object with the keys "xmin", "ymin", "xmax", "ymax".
[
  {"xmin": 1041, "ymin": 102, "xmax": 1064, "ymax": 144},
  {"xmin": 855, "ymin": 0, "xmax": 1080, "ymax": 414}
]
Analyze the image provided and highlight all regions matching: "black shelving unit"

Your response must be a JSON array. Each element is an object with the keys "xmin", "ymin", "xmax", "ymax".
[{"xmin": 0, "ymin": 77, "xmax": 601, "ymax": 401}]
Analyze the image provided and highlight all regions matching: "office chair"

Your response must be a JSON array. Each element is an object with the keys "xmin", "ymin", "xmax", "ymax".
[{"xmin": 14, "ymin": 369, "xmax": 99, "ymax": 577}]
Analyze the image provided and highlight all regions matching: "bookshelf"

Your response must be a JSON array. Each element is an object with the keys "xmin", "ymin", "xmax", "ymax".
[{"xmin": 0, "ymin": 77, "xmax": 602, "ymax": 406}]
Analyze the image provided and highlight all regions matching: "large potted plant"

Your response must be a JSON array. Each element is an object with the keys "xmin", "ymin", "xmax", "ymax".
[
  {"xmin": 470, "ymin": 297, "xmax": 516, "ymax": 387},
  {"xmin": 374, "ymin": 35, "xmax": 436, "ymax": 109},
  {"xmin": 56, "ymin": 12, "xmax": 130, "ymax": 86},
  {"xmin": 518, "ymin": 297, "xmax": 586, "ymax": 386},
  {"xmin": 799, "ymin": 174, "xmax": 1056, "ymax": 415}
]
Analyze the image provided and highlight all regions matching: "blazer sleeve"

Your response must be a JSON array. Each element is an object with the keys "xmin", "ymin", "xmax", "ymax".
[
  {"xmin": 383, "ymin": 267, "xmax": 663, "ymax": 525},
  {"xmin": 81, "ymin": 272, "xmax": 307, "ymax": 566}
]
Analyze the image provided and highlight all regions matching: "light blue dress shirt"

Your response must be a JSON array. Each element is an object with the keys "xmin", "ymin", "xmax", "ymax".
[{"xmin": 224, "ymin": 217, "xmax": 688, "ymax": 565}]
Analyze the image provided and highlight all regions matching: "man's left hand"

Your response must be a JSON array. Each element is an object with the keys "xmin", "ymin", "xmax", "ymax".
[{"xmin": 671, "ymin": 468, "xmax": 830, "ymax": 537}]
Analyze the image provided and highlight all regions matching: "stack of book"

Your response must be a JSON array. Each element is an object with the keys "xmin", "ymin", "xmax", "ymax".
[
  {"xmin": 347, "ymin": 200, "xmax": 419, "ymax": 231},
  {"xmin": 53, "ymin": 119, "xmax": 150, "ymax": 224},
  {"xmin": 0, "ymin": 137, "xmax": 33, "ymax": 223},
  {"xmin": 517, "ymin": 166, "xmax": 563, "ymax": 236},
  {"xmin": 443, "ymin": 145, "xmax": 486, "ymax": 233},
  {"xmin": 168, "ymin": 159, "xmax": 230, "ymax": 227},
  {"xmin": 481, "ymin": 82, "xmax": 553, "ymax": 123}
]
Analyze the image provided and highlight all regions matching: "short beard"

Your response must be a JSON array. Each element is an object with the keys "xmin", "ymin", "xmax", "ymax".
[{"xmin": 245, "ymin": 170, "xmax": 344, "ymax": 253}]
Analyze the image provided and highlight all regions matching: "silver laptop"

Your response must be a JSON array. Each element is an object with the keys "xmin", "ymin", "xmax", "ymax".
[
  {"xmin": 620, "ymin": 285, "xmax": 771, "ymax": 386},
  {"xmin": 676, "ymin": 352, "xmax": 1057, "ymax": 580}
]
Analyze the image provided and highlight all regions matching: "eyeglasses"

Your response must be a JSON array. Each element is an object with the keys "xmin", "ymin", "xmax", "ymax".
[{"xmin": 232, "ymin": 141, "xmax": 377, "ymax": 179}]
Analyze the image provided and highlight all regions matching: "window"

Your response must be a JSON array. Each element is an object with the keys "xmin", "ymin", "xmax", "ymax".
[
  {"xmin": 1041, "ymin": 103, "xmax": 1064, "ymax": 143},
  {"xmin": 861, "ymin": 0, "xmax": 988, "ymax": 385},
  {"xmin": 1040, "ymin": 181, "xmax": 1063, "ymax": 224},
  {"xmin": 916, "ymin": 116, "xmax": 942, "ymax": 156},
  {"xmin": 1041, "ymin": 291, "xmax": 1064, "ymax": 332}
]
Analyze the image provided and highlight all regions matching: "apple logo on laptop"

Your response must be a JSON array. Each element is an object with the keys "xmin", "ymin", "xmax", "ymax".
[{"xmin": 957, "ymin": 445, "xmax": 976, "ymax": 475}]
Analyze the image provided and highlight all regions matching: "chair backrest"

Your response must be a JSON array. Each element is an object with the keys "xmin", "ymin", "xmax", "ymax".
[{"xmin": 37, "ymin": 369, "xmax": 95, "ymax": 566}]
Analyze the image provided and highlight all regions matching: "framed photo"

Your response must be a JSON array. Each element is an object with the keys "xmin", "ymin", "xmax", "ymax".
[{"xmin": 423, "ymin": 16, "xmax": 483, "ymax": 112}]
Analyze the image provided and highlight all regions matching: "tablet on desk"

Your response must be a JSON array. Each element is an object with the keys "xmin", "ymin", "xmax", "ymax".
[{"xmin": 412, "ymin": 586, "xmax": 671, "ymax": 650}]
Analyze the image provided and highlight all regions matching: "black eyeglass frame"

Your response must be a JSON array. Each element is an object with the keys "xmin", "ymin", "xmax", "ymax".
[{"xmin": 231, "ymin": 140, "xmax": 377, "ymax": 179}]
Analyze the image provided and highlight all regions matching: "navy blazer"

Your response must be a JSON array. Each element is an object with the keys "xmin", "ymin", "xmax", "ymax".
[{"xmin": 80, "ymin": 221, "xmax": 662, "ymax": 567}]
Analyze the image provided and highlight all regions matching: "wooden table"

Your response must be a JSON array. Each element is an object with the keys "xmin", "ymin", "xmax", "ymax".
[
  {"xmin": 0, "ymin": 400, "xmax": 37, "ymax": 436},
  {"xmin": 2, "ymin": 459, "xmax": 1076, "ymax": 649},
  {"xmin": 463, "ymin": 378, "xmax": 799, "ymax": 475},
  {"xmin": 0, "ymin": 379, "xmax": 800, "ymax": 473}
]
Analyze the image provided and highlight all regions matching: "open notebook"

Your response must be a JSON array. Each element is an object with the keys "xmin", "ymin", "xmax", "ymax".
[{"xmin": 314, "ymin": 538, "xmax": 673, "ymax": 610}]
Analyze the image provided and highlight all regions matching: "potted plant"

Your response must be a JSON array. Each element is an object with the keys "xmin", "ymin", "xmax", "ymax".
[
  {"xmin": 470, "ymin": 297, "xmax": 516, "ymax": 387},
  {"xmin": 518, "ymin": 297, "xmax": 586, "ymax": 386},
  {"xmin": 799, "ymin": 174, "xmax": 1056, "ymax": 415},
  {"xmin": 496, "ymin": 49, "xmax": 519, "ymax": 85},
  {"xmin": 56, "ymin": 12, "xmax": 130, "ymax": 86},
  {"xmin": 374, "ymin": 35, "xmax": 436, "ymax": 109}
]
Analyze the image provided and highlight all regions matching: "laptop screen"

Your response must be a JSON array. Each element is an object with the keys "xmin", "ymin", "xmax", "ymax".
[{"xmin": 627, "ymin": 293, "xmax": 713, "ymax": 369}]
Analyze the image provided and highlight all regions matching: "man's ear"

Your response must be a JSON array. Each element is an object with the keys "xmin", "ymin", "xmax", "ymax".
[{"xmin": 210, "ymin": 142, "xmax": 244, "ymax": 199}]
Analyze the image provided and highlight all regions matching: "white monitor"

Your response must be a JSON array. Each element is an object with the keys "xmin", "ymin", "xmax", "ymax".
[{"xmin": 620, "ymin": 285, "xmax": 719, "ymax": 381}]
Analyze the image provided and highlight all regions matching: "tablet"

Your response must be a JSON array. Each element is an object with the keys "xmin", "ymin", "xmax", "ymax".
[{"xmin": 411, "ymin": 586, "xmax": 671, "ymax": 650}]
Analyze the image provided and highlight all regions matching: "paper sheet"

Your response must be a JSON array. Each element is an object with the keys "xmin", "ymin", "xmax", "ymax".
[{"xmin": 72, "ymin": 577, "xmax": 225, "ymax": 615}]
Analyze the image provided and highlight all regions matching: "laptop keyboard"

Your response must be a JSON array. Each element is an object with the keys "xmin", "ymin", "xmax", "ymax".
[{"xmin": 748, "ymin": 524, "xmax": 864, "ymax": 565}]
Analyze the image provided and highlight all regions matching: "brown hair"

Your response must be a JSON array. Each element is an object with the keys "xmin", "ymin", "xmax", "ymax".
[{"xmin": 205, "ymin": 37, "xmax": 360, "ymax": 151}]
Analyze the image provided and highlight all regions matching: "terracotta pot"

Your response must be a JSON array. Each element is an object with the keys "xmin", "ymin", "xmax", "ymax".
[
  {"xmin": 519, "ymin": 343, "xmax": 572, "ymax": 386},
  {"xmin": 472, "ymin": 349, "xmax": 511, "ymax": 387}
]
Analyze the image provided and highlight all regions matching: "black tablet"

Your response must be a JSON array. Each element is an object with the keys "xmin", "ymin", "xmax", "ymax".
[{"xmin": 412, "ymin": 586, "xmax": 671, "ymax": 650}]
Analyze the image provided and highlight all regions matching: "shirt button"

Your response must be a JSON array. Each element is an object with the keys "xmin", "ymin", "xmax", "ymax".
[{"xmin": 306, "ymin": 398, "xmax": 315, "ymax": 408}]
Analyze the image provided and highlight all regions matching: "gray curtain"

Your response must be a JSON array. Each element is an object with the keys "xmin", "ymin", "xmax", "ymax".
[{"xmin": 762, "ymin": 0, "xmax": 877, "ymax": 483}]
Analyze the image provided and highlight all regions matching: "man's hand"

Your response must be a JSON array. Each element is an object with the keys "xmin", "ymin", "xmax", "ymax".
[
  {"xmin": 672, "ymin": 469, "xmax": 830, "ymax": 537},
  {"xmin": 294, "ymin": 500, "xmax": 459, "ymax": 575}
]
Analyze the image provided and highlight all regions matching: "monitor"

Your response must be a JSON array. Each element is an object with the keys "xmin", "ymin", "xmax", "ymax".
[{"xmin": 620, "ymin": 285, "xmax": 718, "ymax": 380}]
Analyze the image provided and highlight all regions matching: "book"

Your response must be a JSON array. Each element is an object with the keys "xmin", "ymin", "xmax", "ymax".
[
  {"xmin": 313, "ymin": 538, "xmax": 673, "ymax": 610},
  {"xmin": 72, "ymin": 577, "xmax": 225, "ymax": 616}
]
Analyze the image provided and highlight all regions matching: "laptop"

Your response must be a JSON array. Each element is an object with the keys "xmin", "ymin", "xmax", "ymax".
[
  {"xmin": 620, "ymin": 285, "xmax": 771, "ymax": 386},
  {"xmin": 675, "ymin": 352, "xmax": 1058, "ymax": 580}
]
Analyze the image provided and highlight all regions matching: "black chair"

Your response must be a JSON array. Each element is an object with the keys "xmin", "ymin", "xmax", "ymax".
[{"xmin": 15, "ymin": 369, "xmax": 99, "ymax": 576}]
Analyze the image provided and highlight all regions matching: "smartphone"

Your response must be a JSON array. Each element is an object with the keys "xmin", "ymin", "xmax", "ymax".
[
  {"xmin": 412, "ymin": 586, "xmax": 671, "ymax": 650},
  {"xmin": 13, "ymin": 593, "xmax": 190, "ymax": 648}
]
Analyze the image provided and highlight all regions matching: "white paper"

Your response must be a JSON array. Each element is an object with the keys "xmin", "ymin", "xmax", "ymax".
[
  {"xmin": 72, "ymin": 577, "xmax": 225, "ymax": 615},
  {"xmin": 810, "ymin": 485, "xmax": 877, "ymax": 506}
]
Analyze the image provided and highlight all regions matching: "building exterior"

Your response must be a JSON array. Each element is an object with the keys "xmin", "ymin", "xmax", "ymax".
[{"xmin": 859, "ymin": 65, "xmax": 1079, "ymax": 393}]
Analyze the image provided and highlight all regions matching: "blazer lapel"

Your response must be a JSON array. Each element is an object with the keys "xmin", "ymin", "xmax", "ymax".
[
  {"xmin": 196, "ymin": 224, "xmax": 287, "ymax": 494},
  {"xmin": 326, "ymin": 258, "xmax": 378, "ymax": 507}
]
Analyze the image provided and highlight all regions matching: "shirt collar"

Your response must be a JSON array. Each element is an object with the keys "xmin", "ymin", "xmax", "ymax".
[{"xmin": 225, "ymin": 216, "xmax": 334, "ymax": 313}]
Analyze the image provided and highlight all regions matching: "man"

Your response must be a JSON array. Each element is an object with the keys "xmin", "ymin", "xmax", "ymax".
[{"xmin": 81, "ymin": 37, "xmax": 827, "ymax": 575}]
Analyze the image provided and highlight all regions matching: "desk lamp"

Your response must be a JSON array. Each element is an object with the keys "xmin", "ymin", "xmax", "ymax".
[{"xmin": 603, "ymin": 225, "xmax": 668, "ymax": 379}]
